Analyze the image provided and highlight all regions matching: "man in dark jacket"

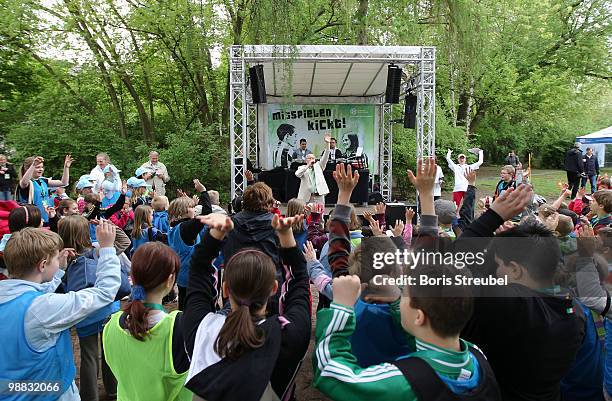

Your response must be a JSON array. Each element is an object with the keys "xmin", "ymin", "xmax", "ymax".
[
  {"xmin": 0, "ymin": 155, "xmax": 17, "ymax": 201},
  {"xmin": 581, "ymin": 147, "xmax": 599, "ymax": 194},
  {"xmin": 505, "ymin": 151, "xmax": 520, "ymax": 168},
  {"xmin": 564, "ymin": 143, "xmax": 584, "ymax": 199}
]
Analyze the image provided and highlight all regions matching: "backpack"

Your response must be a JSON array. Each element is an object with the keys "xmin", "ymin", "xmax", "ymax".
[{"xmin": 64, "ymin": 249, "xmax": 131, "ymax": 300}]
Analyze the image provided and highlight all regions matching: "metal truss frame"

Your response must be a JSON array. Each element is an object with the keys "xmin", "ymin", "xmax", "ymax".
[{"xmin": 229, "ymin": 45, "xmax": 436, "ymax": 201}]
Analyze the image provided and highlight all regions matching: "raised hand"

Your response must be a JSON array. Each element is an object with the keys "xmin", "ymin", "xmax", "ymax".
[
  {"xmin": 333, "ymin": 275, "xmax": 362, "ymax": 308},
  {"xmin": 324, "ymin": 133, "xmax": 332, "ymax": 143},
  {"xmin": 391, "ymin": 219, "xmax": 405, "ymax": 237},
  {"xmin": 405, "ymin": 207, "xmax": 415, "ymax": 224},
  {"xmin": 407, "ymin": 158, "xmax": 437, "ymax": 195},
  {"xmin": 33, "ymin": 156, "xmax": 45, "ymax": 166},
  {"xmin": 333, "ymin": 163, "xmax": 360, "ymax": 205},
  {"xmin": 59, "ymin": 248, "xmax": 76, "ymax": 270},
  {"xmin": 363, "ymin": 211, "xmax": 375, "ymax": 224},
  {"xmin": 197, "ymin": 214, "xmax": 234, "ymax": 239},
  {"xmin": 370, "ymin": 219, "xmax": 384, "ymax": 236},
  {"xmin": 177, "ymin": 189, "xmax": 188, "ymax": 198},
  {"xmin": 272, "ymin": 214, "xmax": 303, "ymax": 233},
  {"xmin": 490, "ymin": 184, "xmax": 533, "ymax": 221},
  {"xmin": 64, "ymin": 154, "xmax": 74, "ymax": 168},
  {"xmin": 304, "ymin": 204, "xmax": 312, "ymax": 216},
  {"xmin": 245, "ymin": 170, "xmax": 254, "ymax": 182},
  {"xmin": 193, "ymin": 179, "xmax": 206, "ymax": 193},
  {"xmin": 464, "ymin": 168, "xmax": 476, "ymax": 186},
  {"xmin": 576, "ymin": 224, "xmax": 599, "ymax": 257},
  {"xmin": 577, "ymin": 187, "xmax": 586, "ymax": 199},
  {"xmin": 303, "ymin": 241, "xmax": 317, "ymax": 262},
  {"xmin": 96, "ymin": 219, "xmax": 117, "ymax": 248},
  {"xmin": 374, "ymin": 202, "xmax": 386, "ymax": 215}
]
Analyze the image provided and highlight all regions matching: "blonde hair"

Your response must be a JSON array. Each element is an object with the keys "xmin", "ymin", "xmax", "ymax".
[
  {"xmin": 349, "ymin": 208, "xmax": 361, "ymax": 231},
  {"xmin": 133, "ymin": 205, "xmax": 153, "ymax": 239},
  {"xmin": 207, "ymin": 190, "xmax": 220, "ymax": 206},
  {"xmin": 151, "ymin": 196, "xmax": 169, "ymax": 212},
  {"xmin": 168, "ymin": 197, "xmax": 195, "ymax": 222},
  {"xmin": 4, "ymin": 228, "xmax": 63, "ymax": 279},
  {"xmin": 58, "ymin": 215, "xmax": 92, "ymax": 255},
  {"xmin": 502, "ymin": 165, "xmax": 515, "ymax": 176},
  {"xmin": 287, "ymin": 198, "xmax": 305, "ymax": 232}
]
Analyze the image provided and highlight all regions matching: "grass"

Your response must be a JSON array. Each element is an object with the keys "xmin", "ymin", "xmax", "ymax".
[{"xmin": 472, "ymin": 166, "xmax": 612, "ymax": 201}]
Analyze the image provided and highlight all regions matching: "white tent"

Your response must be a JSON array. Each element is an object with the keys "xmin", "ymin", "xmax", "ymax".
[{"xmin": 576, "ymin": 126, "xmax": 612, "ymax": 167}]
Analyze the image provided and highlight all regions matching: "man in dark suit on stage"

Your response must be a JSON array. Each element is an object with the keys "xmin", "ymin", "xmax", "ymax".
[{"xmin": 322, "ymin": 137, "xmax": 343, "ymax": 162}]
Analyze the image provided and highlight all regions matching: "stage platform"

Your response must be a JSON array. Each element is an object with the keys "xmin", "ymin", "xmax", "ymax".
[{"xmin": 276, "ymin": 201, "xmax": 417, "ymax": 225}]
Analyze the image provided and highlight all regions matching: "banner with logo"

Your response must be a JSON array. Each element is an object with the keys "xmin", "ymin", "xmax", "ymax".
[{"xmin": 267, "ymin": 104, "xmax": 376, "ymax": 171}]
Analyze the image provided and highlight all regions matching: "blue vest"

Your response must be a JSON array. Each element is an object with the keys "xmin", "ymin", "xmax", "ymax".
[
  {"xmin": 561, "ymin": 301, "xmax": 604, "ymax": 401},
  {"xmin": 19, "ymin": 178, "xmax": 50, "ymax": 222},
  {"xmin": 153, "ymin": 211, "xmax": 170, "ymax": 233},
  {"xmin": 75, "ymin": 301, "xmax": 120, "ymax": 338},
  {"xmin": 169, "ymin": 223, "xmax": 201, "ymax": 288},
  {"xmin": 101, "ymin": 192, "xmax": 120, "ymax": 209},
  {"xmin": 0, "ymin": 291, "xmax": 76, "ymax": 399},
  {"xmin": 89, "ymin": 223, "xmax": 97, "ymax": 243},
  {"xmin": 131, "ymin": 227, "xmax": 160, "ymax": 256},
  {"xmin": 350, "ymin": 299, "xmax": 414, "ymax": 368}
]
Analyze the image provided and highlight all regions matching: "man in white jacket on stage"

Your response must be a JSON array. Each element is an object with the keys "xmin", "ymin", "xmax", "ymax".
[
  {"xmin": 296, "ymin": 134, "xmax": 331, "ymax": 204},
  {"xmin": 446, "ymin": 147, "xmax": 484, "ymax": 208}
]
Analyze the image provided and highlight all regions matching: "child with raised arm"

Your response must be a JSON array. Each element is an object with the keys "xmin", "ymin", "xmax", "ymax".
[
  {"xmin": 183, "ymin": 212, "xmax": 311, "ymax": 401},
  {"xmin": 313, "ymin": 161, "xmax": 501, "ymax": 401},
  {"xmin": 18, "ymin": 155, "xmax": 73, "ymax": 223},
  {"xmin": 0, "ymin": 220, "xmax": 120, "ymax": 400},
  {"xmin": 167, "ymin": 179, "xmax": 211, "ymax": 310}
]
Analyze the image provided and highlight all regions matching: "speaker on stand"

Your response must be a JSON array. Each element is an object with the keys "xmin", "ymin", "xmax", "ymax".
[{"xmin": 249, "ymin": 65, "xmax": 267, "ymax": 104}]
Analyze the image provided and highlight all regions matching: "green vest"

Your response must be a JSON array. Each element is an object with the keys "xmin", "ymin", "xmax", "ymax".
[{"xmin": 102, "ymin": 310, "xmax": 192, "ymax": 401}]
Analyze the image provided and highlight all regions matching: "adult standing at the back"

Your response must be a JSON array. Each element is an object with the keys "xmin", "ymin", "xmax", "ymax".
[
  {"xmin": 140, "ymin": 151, "xmax": 170, "ymax": 196},
  {"xmin": 582, "ymin": 147, "xmax": 599, "ymax": 194},
  {"xmin": 0, "ymin": 155, "xmax": 17, "ymax": 201},
  {"xmin": 90, "ymin": 153, "xmax": 122, "ymax": 193},
  {"xmin": 564, "ymin": 143, "xmax": 584, "ymax": 199},
  {"xmin": 505, "ymin": 151, "xmax": 520, "ymax": 168}
]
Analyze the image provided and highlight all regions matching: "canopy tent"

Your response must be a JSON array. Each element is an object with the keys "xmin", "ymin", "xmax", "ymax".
[
  {"xmin": 229, "ymin": 45, "xmax": 436, "ymax": 201},
  {"xmin": 576, "ymin": 126, "xmax": 612, "ymax": 167}
]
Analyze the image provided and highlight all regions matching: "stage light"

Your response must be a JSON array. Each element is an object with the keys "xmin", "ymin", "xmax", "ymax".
[
  {"xmin": 249, "ymin": 65, "xmax": 267, "ymax": 104},
  {"xmin": 403, "ymin": 92, "xmax": 417, "ymax": 129},
  {"xmin": 385, "ymin": 64, "xmax": 402, "ymax": 104}
]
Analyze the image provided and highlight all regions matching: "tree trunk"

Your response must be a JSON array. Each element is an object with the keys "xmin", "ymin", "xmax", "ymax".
[
  {"xmin": 355, "ymin": 0, "xmax": 369, "ymax": 45},
  {"xmin": 464, "ymin": 77, "xmax": 475, "ymax": 138}
]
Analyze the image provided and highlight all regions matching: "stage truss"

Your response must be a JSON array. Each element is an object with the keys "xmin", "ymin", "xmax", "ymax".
[{"xmin": 230, "ymin": 45, "xmax": 436, "ymax": 201}]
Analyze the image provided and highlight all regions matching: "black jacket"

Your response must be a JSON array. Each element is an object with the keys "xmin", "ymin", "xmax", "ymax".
[
  {"xmin": 224, "ymin": 210, "xmax": 280, "ymax": 266},
  {"xmin": 583, "ymin": 154, "xmax": 599, "ymax": 176},
  {"xmin": 564, "ymin": 148, "xmax": 584, "ymax": 173},
  {"xmin": 0, "ymin": 164, "xmax": 17, "ymax": 191}
]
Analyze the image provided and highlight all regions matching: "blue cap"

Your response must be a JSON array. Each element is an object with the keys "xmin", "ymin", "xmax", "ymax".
[
  {"xmin": 103, "ymin": 165, "xmax": 121, "ymax": 174},
  {"xmin": 76, "ymin": 178, "xmax": 94, "ymax": 190},
  {"xmin": 135, "ymin": 166, "xmax": 153, "ymax": 177},
  {"xmin": 126, "ymin": 177, "xmax": 151, "ymax": 189}
]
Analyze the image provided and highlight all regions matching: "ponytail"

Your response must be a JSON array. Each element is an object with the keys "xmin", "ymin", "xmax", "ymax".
[
  {"xmin": 215, "ymin": 303, "xmax": 265, "ymax": 359},
  {"xmin": 124, "ymin": 299, "xmax": 150, "ymax": 341}
]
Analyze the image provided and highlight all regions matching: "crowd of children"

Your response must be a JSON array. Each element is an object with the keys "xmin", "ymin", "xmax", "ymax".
[{"xmin": 1, "ymin": 151, "xmax": 612, "ymax": 401}]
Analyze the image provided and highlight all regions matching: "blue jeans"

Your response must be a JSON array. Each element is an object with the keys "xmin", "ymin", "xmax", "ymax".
[
  {"xmin": 581, "ymin": 175, "xmax": 597, "ymax": 193},
  {"xmin": 0, "ymin": 191, "xmax": 12, "ymax": 201}
]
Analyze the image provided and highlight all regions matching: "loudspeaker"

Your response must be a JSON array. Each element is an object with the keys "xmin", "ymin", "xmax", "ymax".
[
  {"xmin": 385, "ymin": 65, "xmax": 402, "ymax": 104},
  {"xmin": 249, "ymin": 65, "xmax": 267, "ymax": 104},
  {"xmin": 385, "ymin": 204, "xmax": 418, "ymax": 226},
  {"xmin": 404, "ymin": 93, "xmax": 417, "ymax": 129}
]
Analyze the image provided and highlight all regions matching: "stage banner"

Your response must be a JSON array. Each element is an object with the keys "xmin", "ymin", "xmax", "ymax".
[{"xmin": 267, "ymin": 104, "xmax": 376, "ymax": 171}]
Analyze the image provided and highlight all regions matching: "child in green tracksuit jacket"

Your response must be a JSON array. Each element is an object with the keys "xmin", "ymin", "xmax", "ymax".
[{"xmin": 313, "ymin": 161, "xmax": 501, "ymax": 401}]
